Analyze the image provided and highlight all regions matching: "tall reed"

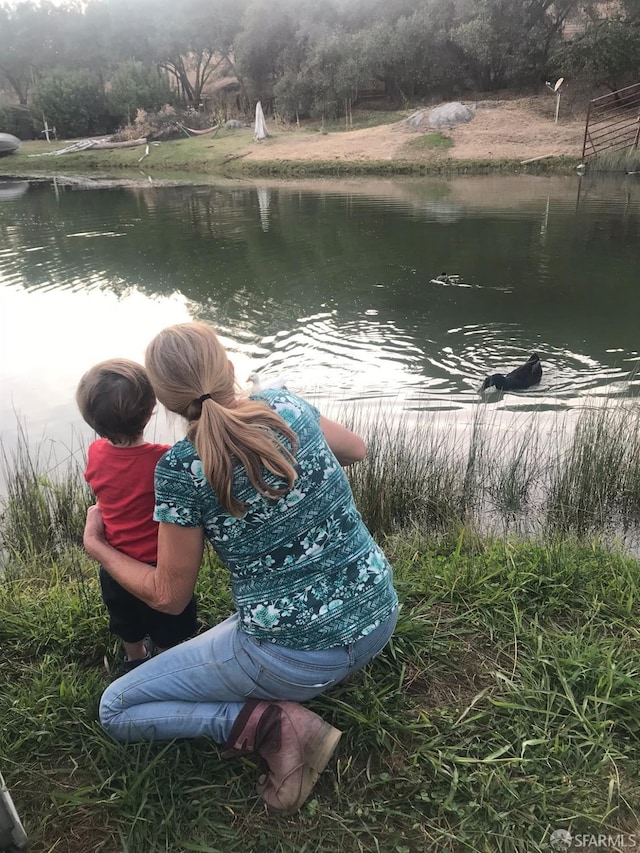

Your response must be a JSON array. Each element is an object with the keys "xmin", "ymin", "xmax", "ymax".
[
  {"xmin": 346, "ymin": 408, "xmax": 464, "ymax": 535},
  {"xmin": 347, "ymin": 400, "xmax": 640, "ymax": 544},
  {"xmin": 2, "ymin": 399, "xmax": 639, "ymax": 559},
  {"xmin": 546, "ymin": 402, "xmax": 640, "ymax": 536},
  {"xmin": 0, "ymin": 425, "xmax": 92, "ymax": 570},
  {"xmin": 589, "ymin": 147, "xmax": 640, "ymax": 173}
]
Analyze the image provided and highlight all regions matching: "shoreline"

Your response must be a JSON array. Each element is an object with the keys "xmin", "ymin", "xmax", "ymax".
[
  {"xmin": 0, "ymin": 152, "xmax": 583, "ymax": 183},
  {"xmin": 0, "ymin": 96, "xmax": 589, "ymax": 181}
]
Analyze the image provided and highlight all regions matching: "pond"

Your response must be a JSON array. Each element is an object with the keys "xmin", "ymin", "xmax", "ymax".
[{"xmin": 1, "ymin": 172, "xmax": 639, "ymax": 475}]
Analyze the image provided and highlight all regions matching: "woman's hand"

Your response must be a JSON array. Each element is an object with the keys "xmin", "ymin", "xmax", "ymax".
[
  {"xmin": 83, "ymin": 506, "xmax": 204, "ymax": 615},
  {"xmin": 83, "ymin": 503, "xmax": 106, "ymax": 557}
]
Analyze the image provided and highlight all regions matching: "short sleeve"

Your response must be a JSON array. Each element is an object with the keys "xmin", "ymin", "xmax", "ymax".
[
  {"xmin": 254, "ymin": 389, "xmax": 321, "ymax": 426},
  {"xmin": 293, "ymin": 394, "xmax": 321, "ymax": 423},
  {"xmin": 153, "ymin": 445, "xmax": 203, "ymax": 528}
]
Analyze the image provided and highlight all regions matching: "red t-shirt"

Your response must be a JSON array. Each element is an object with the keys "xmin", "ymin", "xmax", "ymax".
[{"xmin": 84, "ymin": 439, "xmax": 170, "ymax": 563}]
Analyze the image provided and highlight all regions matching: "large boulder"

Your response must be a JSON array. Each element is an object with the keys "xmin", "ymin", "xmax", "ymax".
[
  {"xmin": 429, "ymin": 102, "xmax": 476, "ymax": 129},
  {"xmin": 405, "ymin": 110, "xmax": 430, "ymax": 131},
  {"xmin": 0, "ymin": 132, "xmax": 21, "ymax": 156}
]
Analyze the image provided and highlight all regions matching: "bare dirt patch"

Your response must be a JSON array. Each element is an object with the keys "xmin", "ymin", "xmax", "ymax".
[{"xmin": 242, "ymin": 97, "xmax": 586, "ymax": 164}]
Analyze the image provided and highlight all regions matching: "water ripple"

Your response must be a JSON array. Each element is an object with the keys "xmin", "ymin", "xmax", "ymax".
[{"xmin": 1, "ymin": 176, "xmax": 639, "ymax": 436}]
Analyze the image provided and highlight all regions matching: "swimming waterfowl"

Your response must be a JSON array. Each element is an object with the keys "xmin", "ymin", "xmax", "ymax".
[
  {"xmin": 247, "ymin": 372, "xmax": 289, "ymax": 393},
  {"xmin": 479, "ymin": 353, "xmax": 542, "ymax": 392},
  {"xmin": 434, "ymin": 272, "xmax": 461, "ymax": 284}
]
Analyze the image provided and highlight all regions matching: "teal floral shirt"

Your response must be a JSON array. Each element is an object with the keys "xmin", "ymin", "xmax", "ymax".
[{"xmin": 153, "ymin": 389, "xmax": 398, "ymax": 650}]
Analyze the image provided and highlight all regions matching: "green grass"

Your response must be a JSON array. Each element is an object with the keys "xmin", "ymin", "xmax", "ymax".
[
  {"xmin": 2, "ymin": 410, "xmax": 640, "ymax": 851},
  {"xmin": 545, "ymin": 403, "xmax": 640, "ymax": 536},
  {"xmin": 2, "ymin": 526, "xmax": 640, "ymax": 851},
  {"xmin": 0, "ymin": 424, "xmax": 93, "ymax": 566},
  {"xmin": 403, "ymin": 132, "xmax": 454, "ymax": 152},
  {"xmin": 587, "ymin": 147, "xmax": 640, "ymax": 173},
  {"xmin": 0, "ymin": 131, "xmax": 257, "ymax": 177},
  {"xmin": 313, "ymin": 109, "xmax": 408, "ymax": 133}
]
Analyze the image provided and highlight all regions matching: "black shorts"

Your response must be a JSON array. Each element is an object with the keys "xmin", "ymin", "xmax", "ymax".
[{"xmin": 99, "ymin": 566, "xmax": 198, "ymax": 649}]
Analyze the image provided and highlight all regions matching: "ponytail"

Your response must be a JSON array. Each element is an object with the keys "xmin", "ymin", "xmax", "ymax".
[
  {"xmin": 146, "ymin": 322, "xmax": 298, "ymax": 516},
  {"xmin": 189, "ymin": 397, "xmax": 298, "ymax": 516}
]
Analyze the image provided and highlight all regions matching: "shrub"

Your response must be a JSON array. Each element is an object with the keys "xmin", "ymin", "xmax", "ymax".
[
  {"xmin": 107, "ymin": 61, "xmax": 176, "ymax": 126},
  {"xmin": 115, "ymin": 105, "xmax": 220, "ymax": 141},
  {"xmin": 0, "ymin": 102, "xmax": 34, "ymax": 138},
  {"xmin": 30, "ymin": 68, "xmax": 113, "ymax": 139},
  {"xmin": 273, "ymin": 71, "xmax": 313, "ymax": 121}
]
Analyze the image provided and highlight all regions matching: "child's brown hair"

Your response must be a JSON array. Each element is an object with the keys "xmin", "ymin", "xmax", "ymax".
[{"xmin": 76, "ymin": 358, "xmax": 155, "ymax": 445}]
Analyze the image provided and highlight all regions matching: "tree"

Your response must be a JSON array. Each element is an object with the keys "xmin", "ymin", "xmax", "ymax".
[
  {"xmin": 234, "ymin": 0, "xmax": 299, "ymax": 104},
  {"xmin": 450, "ymin": 0, "xmax": 579, "ymax": 90},
  {"xmin": 0, "ymin": 1, "xmax": 74, "ymax": 104},
  {"xmin": 79, "ymin": 0, "xmax": 247, "ymax": 106},
  {"xmin": 149, "ymin": 0, "xmax": 248, "ymax": 105},
  {"xmin": 355, "ymin": 3, "xmax": 458, "ymax": 104},
  {"xmin": 30, "ymin": 68, "xmax": 109, "ymax": 137},
  {"xmin": 107, "ymin": 61, "xmax": 175, "ymax": 124},
  {"xmin": 559, "ymin": 17, "xmax": 640, "ymax": 91}
]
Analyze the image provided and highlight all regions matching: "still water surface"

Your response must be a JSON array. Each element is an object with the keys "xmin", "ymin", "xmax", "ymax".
[{"xmin": 1, "ymin": 173, "xmax": 639, "ymax": 463}]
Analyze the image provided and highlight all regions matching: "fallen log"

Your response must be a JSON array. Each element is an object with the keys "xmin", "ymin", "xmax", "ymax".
[
  {"xmin": 89, "ymin": 137, "xmax": 147, "ymax": 150},
  {"xmin": 29, "ymin": 139, "xmax": 95, "ymax": 156},
  {"xmin": 29, "ymin": 137, "xmax": 148, "ymax": 156},
  {"xmin": 520, "ymin": 153, "xmax": 559, "ymax": 164}
]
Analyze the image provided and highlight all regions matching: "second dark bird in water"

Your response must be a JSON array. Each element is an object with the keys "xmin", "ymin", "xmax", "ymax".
[{"xmin": 479, "ymin": 353, "xmax": 542, "ymax": 392}]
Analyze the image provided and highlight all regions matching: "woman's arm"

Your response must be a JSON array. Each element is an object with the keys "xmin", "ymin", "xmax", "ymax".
[
  {"xmin": 83, "ymin": 505, "xmax": 204, "ymax": 615},
  {"xmin": 319, "ymin": 415, "xmax": 367, "ymax": 466}
]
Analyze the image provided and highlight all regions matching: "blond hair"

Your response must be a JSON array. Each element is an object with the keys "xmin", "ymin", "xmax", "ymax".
[
  {"xmin": 76, "ymin": 358, "xmax": 155, "ymax": 445},
  {"xmin": 145, "ymin": 322, "xmax": 298, "ymax": 516}
]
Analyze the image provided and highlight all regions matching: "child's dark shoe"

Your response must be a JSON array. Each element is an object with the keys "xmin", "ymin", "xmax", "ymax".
[{"xmin": 121, "ymin": 651, "xmax": 151, "ymax": 675}]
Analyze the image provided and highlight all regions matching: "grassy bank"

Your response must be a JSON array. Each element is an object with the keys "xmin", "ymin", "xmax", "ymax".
[
  {"xmin": 229, "ymin": 155, "xmax": 581, "ymax": 178},
  {"xmin": 0, "ymin": 134, "xmax": 581, "ymax": 181},
  {"xmin": 1, "ymin": 405, "xmax": 640, "ymax": 851},
  {"xmin": 0, "ymin": 134, "xmax": 251, "ymax": 179},
  {"xmin": 346, "ymin": 401, "xmax": 640, "ymax": 544}
]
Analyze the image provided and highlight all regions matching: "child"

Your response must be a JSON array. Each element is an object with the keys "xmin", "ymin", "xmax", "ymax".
[{"xmin": 76, "ymin": 358, "xmax": 198, "ymax": 672}]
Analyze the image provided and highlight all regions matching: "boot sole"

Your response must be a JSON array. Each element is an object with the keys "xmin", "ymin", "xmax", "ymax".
[{"xmin": 259, "ymin": 722, "xmax": 342, "ymax": 813}]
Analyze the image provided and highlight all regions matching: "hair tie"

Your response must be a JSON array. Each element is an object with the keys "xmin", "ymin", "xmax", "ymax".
[{"xmin": 197, "ymin": 393, "xmax": 212, "ymax": 404}]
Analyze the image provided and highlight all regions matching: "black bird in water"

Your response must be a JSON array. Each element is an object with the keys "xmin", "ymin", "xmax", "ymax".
[
  {"xmin": 434, "ymin": 272, "xmax": 461, "ymax": 284},
  {"xmin": 479, "ymin": 353, "xmax": 542, "ymax": 392}
]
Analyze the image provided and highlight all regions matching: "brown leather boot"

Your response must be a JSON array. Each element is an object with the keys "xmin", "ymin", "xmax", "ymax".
[{"xmin": 222, "ymin": 699, "xmax": 342, "ymax": 812}]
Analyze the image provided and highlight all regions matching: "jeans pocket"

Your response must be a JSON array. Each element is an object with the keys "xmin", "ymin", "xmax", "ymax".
[
  {"xmin": 250, "ymin": 665, "xmax": 337, "ymax": 701},
  {"xmin": 241, "ymin": 637, "xmax": 344, "ymax": 701}
]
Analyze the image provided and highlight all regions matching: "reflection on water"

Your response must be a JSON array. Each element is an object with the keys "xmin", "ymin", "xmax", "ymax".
[
  {"xmin": 0, "ymin": 180, "xmax": 29, "ymax": 202},
  {"xmin": 1, "ymin": 173, "xmax": 639, "ymax": 457}
]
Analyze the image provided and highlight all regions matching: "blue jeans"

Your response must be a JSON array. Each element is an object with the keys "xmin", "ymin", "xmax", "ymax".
[{"xmin": 100, "ymin": 608, "xmax": 398, "ymax": 745}]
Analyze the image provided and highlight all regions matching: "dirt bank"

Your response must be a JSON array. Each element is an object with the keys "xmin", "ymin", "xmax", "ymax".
[
  {"xmin": 1, "ymin": 96, "xmax": 587, "ymax": 180},
  {"xmin": 241, "ymin": 96, "xmax": 585, "ymax": 164}
]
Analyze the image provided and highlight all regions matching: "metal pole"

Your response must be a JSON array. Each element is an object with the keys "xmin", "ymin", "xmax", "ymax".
[{"xmin": 581, "ymin": 100, "xmax": 592, "ymax": 161}]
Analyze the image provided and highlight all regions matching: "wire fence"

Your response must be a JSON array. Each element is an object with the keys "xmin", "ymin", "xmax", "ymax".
[{"xmin": 582, "ymin": 82, "xmax": 640, "ymax": 160}]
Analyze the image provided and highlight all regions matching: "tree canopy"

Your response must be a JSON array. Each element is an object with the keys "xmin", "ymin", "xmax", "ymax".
[{"xmin": 0, "ymin": 0, "xmax": 637, "ymax": 134}]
